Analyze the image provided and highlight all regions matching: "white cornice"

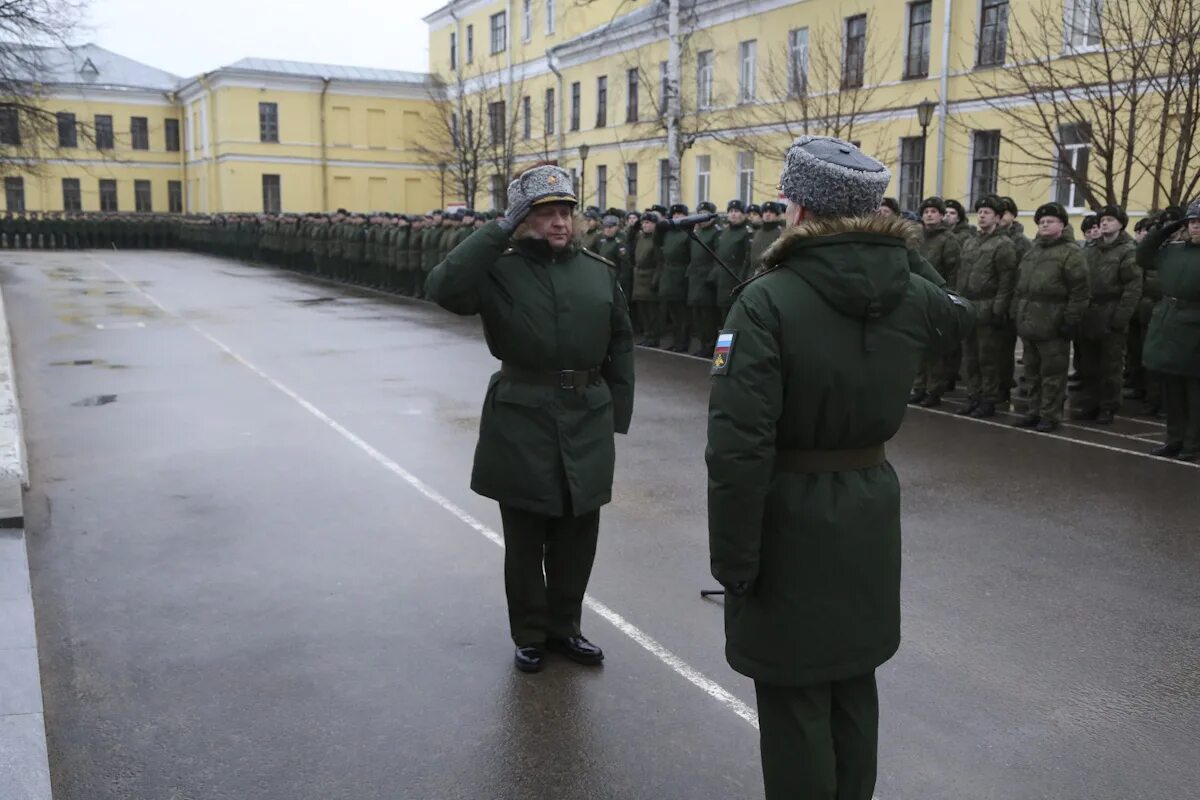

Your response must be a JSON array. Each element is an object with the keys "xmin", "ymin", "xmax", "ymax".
[
  {"xmin": 177, "ymin": 71, "xmax": 429, "ymax": 102},
  {"xmin": 43, "ymin": 86, "xmax": 176, "ymax": 107},
  {"xmin": 209, "ymin": 153, "xmax": 438, "ymax": 170},
  {"xmin": 424, "ymin": 0, "xmax": 499, "ymax": 29}
]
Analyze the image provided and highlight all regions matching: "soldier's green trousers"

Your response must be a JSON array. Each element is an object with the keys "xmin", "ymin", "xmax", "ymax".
[
  {"xmin": 690, "ymin": 305, "xmax": 721, "ymax": 354},
  {"xmin": 1163, "ymin": 375, "xmax": 1200, "ymax": 454},
  {"xmin": 997, "ymin": 321, "xmax": 1019, "ymax": 402},
  {"xmin": 498, "ymin": 504, "xmax": 600, "ymax": 647},
  {"xmin": 1076, "ymin": 330, "xmax": 1128, "ymax": 413},
  {"xmin": 963, "ymin": 323, "xmax": 1003, "ymax": 402},
  {"xmin": 663, "ymin": 301, "xmax": 690, "ymax": 349},
  {"xmin": 754, "ymin": 672, "xmax": 878, "ymax": 800},
  {"xmin": 1023, "ymin": 337, "xmax": 1071, "ymax": 422},
  {"xmin": 912, "ymin": 353, "xmax": 947, "ymax": 397},
  {"xmin": 635, "ymin": 301, "xmax": 659, "ymax": 342}
]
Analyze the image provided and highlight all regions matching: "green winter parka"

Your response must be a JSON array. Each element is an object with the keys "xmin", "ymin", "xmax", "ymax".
[
  {"xmin": 1142, "ymin": 229, "xmax": 1200, "ymax": 379},
  {"xmin": 706, "ymin": 214, "xmax": 975, "ymax": 687},
  {"xmin": 1082, "ymin": 231, "xmax": 1141, "ymax": 339},
  {"xmin": 918, "ymin": 224, "xmax": 962, "ymax": 287},
  {"xmin": 425, "ymin": 222, "xmax": 636, "ymax": 517},
  {"xmin": 1010, "ymin": 235, "xmax": 1090, "ymax": 341},
  {"xmin": 957, "ymin": 228, "xmax": 1018, "ymax": 326},
  {"xmin": 714, "ymin": 223, "xmax": 752, "ymax": 307},
  {"xmin": 748, "ymin": 220, "xmax": 784, "ymax": 275}
]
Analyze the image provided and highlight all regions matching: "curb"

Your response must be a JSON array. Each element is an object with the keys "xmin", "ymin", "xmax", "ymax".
[{"xmin": 0, "ymin": 279, "xmax": 52, "ymax": 800}]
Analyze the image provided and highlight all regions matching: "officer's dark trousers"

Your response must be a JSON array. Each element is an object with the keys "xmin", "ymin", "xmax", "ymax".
[
  {"xmin": 1076, "ymin": 330, "xmax": 1127, "ymax": 412},
  {"xmin": 754, "ymin": 672, "xmax": 878, "ymax": 800},
  {"xmin": 498, "ymin": 503, "xmax": 600, "ymax": 647},
  {"xmin": 1163, "ymin": 375, "xmax": 1200, "ymax": 454}
]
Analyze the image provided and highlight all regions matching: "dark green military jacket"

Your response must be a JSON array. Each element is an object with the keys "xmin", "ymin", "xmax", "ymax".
[
  {"xmin": 706, "ymin": 215, "xmax": 975, "ymax": 687},
  {"xmin": 1010, "ymin": 235, "xmax": 1090, "ymax": 341},
  {"xmin": 1082, "ymin": 231, "xmax": 1141, "ymax": 338},
  {"xmin": 655, "ymin": 227, "xmax": 691, "ymax": 303},
  {"xmin": 422, "ymin": 224, "xmax": 443, "ymax": 272},
  {"xmin": 951, "ymin": 218, "xmax": 976, "ymax": 247},
  {"xmin": 748, "ymin": 220, "xmax": 783, "ymax": 275},
  {"xmin": 919, "ymin": 224, "xmax": 962, "ymax": 287},
  {"xmin": 1137, "ymin": 226, "xmax": 1168, "ymax": 324},
  {"xmin": 686, "ymin": 224, "xmax": 721, "ymax": 307},
  {"xmin": 1006, "ymin": 221, "xmax": 1033, "ymax": 261},
  {"xmin": 714, "ymin": 223, "xmax": 751, "ymax": 307},
  {"xmin": 957, "ymin": 228, "xmax": 1018, "ymax": 326},
  {"xmin": 437, "ymin": 225, "xmax": 459, "ymax": 264},
  {"xmin": 631, "ymin": 233, "xmax": 661, "ymax": 302},
  {"xmin": 426, "ymin": 222, "xmax": 636, "ymax": 517},
  {"xmin": 1142, "ymin": 229, "xmax": 1200, "ymax": 378},
  {"xmin": 595, "ymin": 233, "xmax": 631, "ymax": 296}
]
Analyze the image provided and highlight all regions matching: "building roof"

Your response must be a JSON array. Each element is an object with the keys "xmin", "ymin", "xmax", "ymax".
[
  {"xmin": 4, "ymin": 43, "xmax": 181, "ymax": 92},
  {"xmin": 222, "ymin": 57, "xmax": 427, "ymax": 85}
]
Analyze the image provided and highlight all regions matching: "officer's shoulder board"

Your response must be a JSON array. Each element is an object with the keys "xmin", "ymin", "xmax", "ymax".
[
  {"xmin": 730, "ymin": 264, "xmax": 784, "ymax": 298},
  {"xmin": 582, "ymin": 249, "xmax": 617, "ymax": 269}
]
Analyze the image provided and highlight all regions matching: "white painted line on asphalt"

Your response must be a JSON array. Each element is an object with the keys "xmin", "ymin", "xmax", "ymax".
[{"xmin": 88, "ymin": 254, "xmax": 762, "ymax": 731}]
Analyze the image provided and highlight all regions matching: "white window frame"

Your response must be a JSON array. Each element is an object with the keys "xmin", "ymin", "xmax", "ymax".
[
  {"xmin": 1064, "ymin": 0, "xmax": 1102, "ymax": 52},
  {"xmin": 597, "ymin": 164, "xmax": 608, "ymax": 210},
  {"xmin": 737, "ymin": 151, "xmax": 754, "ymax": 204},
  {"xmin": 490, "ymin": 11, "xmax": 508, "ymax": 55},
  {"xmin": 969, "ymin": 129, "xmax": 1001, "ymax": 206},
  {"xmin": 546, "ymin": 0, "xmax": 556, "ymax": 35},
  {"xmin": 695, "ymin": 155, "xmax": 711, "ymax": 206},
  {"xmin": 789, "ymin": 28, "xmax": 809, "ymax": 97},
  {"xmin": 977, "ymin": 0, "xmax": 1009, "ymax": 67},
  {"xmin": 697, "ymin": 50, "xmax": 714, "ymax": 110},
  {"xmin": 739, "ymin": 40, "xmax": 757, "ymax": 104},
  {"xmin": 450, "ymin": 30, "xmax": 458, "ymax": 69},
  {"xmin": 1054, "ymin": 123, "xmax": 1090, "ymax": 210},
  {"xmin": 898, "ymin": 136, "xmax": 925, "ymax": 213},
  {"xmin": 522, "ymin": 0, "xmax": 532, "ymax": 42},
  {"xmin": 626, "ymin": 162, "xmax": 638, "ymax": 200}
]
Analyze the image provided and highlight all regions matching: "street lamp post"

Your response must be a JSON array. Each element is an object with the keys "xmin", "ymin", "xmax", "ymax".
[
  {"xmin": 916, "ymin": 98, "xmax": 937, "ymax": 199},
  {"xmin": 578, "ymin": 143, "xmax": 590, "ymax": 206},
  {"xmin": 437, "ymin": 161, "xmax": 447, "ymax": 210}
]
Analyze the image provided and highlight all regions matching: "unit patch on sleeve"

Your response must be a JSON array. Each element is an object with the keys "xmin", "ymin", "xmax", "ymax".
[{"xmin": 712, "ymin": 330, "xmax": 737, "ymax": 375}]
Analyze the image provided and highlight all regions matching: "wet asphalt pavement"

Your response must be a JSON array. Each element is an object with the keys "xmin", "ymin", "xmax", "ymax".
[{"xmin": 2, "ymin": 249, "xmax": 1198, "ymax": 800}]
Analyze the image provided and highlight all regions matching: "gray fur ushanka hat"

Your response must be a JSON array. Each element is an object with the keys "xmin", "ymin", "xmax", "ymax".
[
  {"xmin": 507, "ymin": 165, "xmax": 577, "ymax": 210},
  {"xmin": 779, "ymin": 135, "xmax": 891, "ymax": 218}
]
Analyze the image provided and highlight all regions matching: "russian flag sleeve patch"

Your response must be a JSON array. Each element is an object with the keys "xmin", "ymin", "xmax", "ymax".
[{"xmin": 712, "ymin": 330, "xmax": 736, "ymax": 375}]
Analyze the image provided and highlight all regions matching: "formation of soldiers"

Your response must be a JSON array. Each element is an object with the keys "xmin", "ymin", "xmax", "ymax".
[{"xmin": 3, "ymin": 197, "xmax": 1195, "ymax": 458}]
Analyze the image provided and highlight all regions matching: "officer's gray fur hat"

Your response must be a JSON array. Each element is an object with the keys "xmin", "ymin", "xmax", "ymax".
[
  {"xmin": 1186, "ymin": 199, "xmax": 1200, "ymax": 221},
  {"xmin": 602, "ymin": 214, "xmax": 620, "ymax": 227},
  {"xmin": 507, "ymin": 165, "xmax": 577, "ymax": 210},
  {"xmin": 780, "ymin": 135, "xmax": 891, "ymax": 218}
]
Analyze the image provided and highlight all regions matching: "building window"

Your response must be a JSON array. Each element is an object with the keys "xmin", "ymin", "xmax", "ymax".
[
  {"xmin": 626, "ymin": 162, "xmax": 638, "ymax": 199},
  {"xmin": 970, "ymin": 130, "xmax": 1001, "ymax": 206},
  {"xmin": 94, "ymin": 114, "xmax": 113, "ymax": 149},
  {"xmin": 659, "ymin": 61, "xmax": 669, "ymax": 117},
  {"xmin": 130, "ymin": 116, "xmax": 149, "ymax": 150},
  {"xmin": 739, "ymin": 40, "xmax": 757, "ymax": 103},
  {"xmin": 658, "ymin": 159, "xmax": 671, "ymax": 206},
  {"xmin": 696, "ymin": 155, "xmax": 711, "ymax": 206},
  {"xmin": 134, "ymin": 179, "xmax": 152, "ymax": 212},
  {"xmin": 905, "ymin": 2, "xmax": 932, "ymax": 79},
  {"xmin": 898, "ymin": 136, "xmax": 925, "ymax": 212},
  {"xmin": 544, "ymin": 88, "xmax": 555, "ymax": 135},
  {"xmin": 522, "ymin": 95, "xmax": 531, "ymax": 140},
  {"xmin": 843, "ymin": 14, "xmax": 867, "ymax": 89},
  {"xmin": 99, "ymin": 179, "xmax": 118, "ymax": 211},
  {"xmin": 522, "ymin": 0, "xmax": 532, "ymax": 41},
  {"xmin": 61, "ymin": 178, "xmax": 82, "ymax": 211},
  {"xmin": 570, "ymin": 81, "xmax": 581, "ymax": 131},
  {"xmin": 168, "ymin": 180, "xmax": 183, "ymax": 213},
  {"xmin": 451, "ymin": 112, "xmax": 460, "ymax": 146},
  {"xmin": 546, "ymin": 0, "xmax": 556, "ymax": 34},
  {"xmin": 596, "ymin": 76, "xmax": 608, "ymax": 128},
  {"xmin": 164, "ymin": 118, "xmax": 180, "ymax": 152},
  {"xmin": 450, "ymin": 31, "xmax": 457, "ymax": 69},
  {"xmin": 737, "ymin": 151, "xmax": 754, "ymax": 205},
  {"xmin": 978, "ymin": 0, "xmax": 1009, "ymax": 66},
  {"xmin": 0, "ymin": 107, "xmax": 19, "ymax": 146},
  {"xmin": 262, "ymin": 174, "xmax": 281, "ymax": 213},
  {"xmin": 259, "ymin": 103, "xmax": 279, "ymax": 143},
  {"xmin": 1055, "ymin": 123, "xmax": 1090, "ymax": 209},
  {"xmin": 4, "ymin": 177, "xmax": 25, "ymax": 212},
  {"xmin": 697, "ymin": 50, "xmax": 714, "ymax": 110},
  {"xmin": 1065, "ymin": 0, "xmax": 1101, "ymax": 50},
  {"xmin": 789, "ymin": 28, "xmax": 810, "ymax": 96},
  {"xmin": 489, "ymin": 100, "xmax": 506, "ymax": 146},
  {"xmin": 626, "ymin": 68, "xmax": 639, "ymax": 122},
  {"xmin": 467, "ymin": 24, "xmax": 474, "ymax": 64},
  {"xmin": 491, "ymin": 174, "xmax": 505, "ymax": 210},
  {"xmin": 56, "ymin": 112, "xmax": 77, "ymax": 148},
  {"xmin": 490, "ymin": 11, "xmax": 507, "ymax": 55},
  {"xmin": 596, "ymin": 164, "xmax": 607, "ymax": 210}
]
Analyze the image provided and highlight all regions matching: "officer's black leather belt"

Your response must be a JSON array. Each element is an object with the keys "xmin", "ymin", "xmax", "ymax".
[
  {"xmin": 775, "ymin": 445, "xmax": 887, "ymax": 474},
  {"xmin": 501, "ymin": 363, "xmax": 603, "ymax": 390},
  {"xmin": 1027, "ymin": 292, "xmax": 1068, "ymax": 302},
  {"xmin": 1166, "ymin": 296, "xmax": 1200, "ymax": 310}
]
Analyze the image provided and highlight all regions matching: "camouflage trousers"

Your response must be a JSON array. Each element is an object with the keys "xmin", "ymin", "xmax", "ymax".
[
  {"xmin": 1076, "ymin": 330, "xmax": 1128, "ymax": 413},
  {"xmin": 962, "ymin": 323, "xmax": 1005, "ymax": 403},
  {"xmin": 1023, "ymin": 337, "xmax": 1071, "ymax": 422}
]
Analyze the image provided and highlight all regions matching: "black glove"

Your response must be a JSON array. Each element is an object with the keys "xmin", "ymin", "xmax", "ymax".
[
  {"xmin": 1157, "ymin": 219, "xmax": 1185, "ymax": 238},
  {"xmin": 497, "ymin": 195, "xmax": 533, "ymax": 234}
]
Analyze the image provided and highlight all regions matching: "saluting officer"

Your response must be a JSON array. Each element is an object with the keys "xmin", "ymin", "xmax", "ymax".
[
  {"xmin": 425, "ymin": 164, "xmax": 635, "ymax": 673},
  {"xmin": 707, "ymin": 135, "xmax": 974, "ymax": 800}
]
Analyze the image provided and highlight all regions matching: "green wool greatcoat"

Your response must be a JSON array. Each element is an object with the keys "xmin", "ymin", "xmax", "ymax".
[
  {"xmin": 748, "ymin": 220, "xmax": 784, "ymax": 275},
  {"xmin": 631, "ymin": 234, "xmax": 661, "ymax": 303},
  {"xmin": 656, "ymin": 227, "xmax": 691, "ymax": 303},
  {"xmin": 1142, "ymin": 229, "xmax": 1200, "ymax": 379},
  {"xmin": 714, "ymin": 223, "xmax": 752, "ymax": 307},
  {"xmin": 707, "ymin": 216, "xmax": 975, "ymax": 687},
  {"xmin": 687, "ymin": 224, "xmax": 721, "ymax": 307},
  {"xmin": 1010, "ymin": 236, "xmax": 1090, "ymax": 341},
  {"xmin": 426, "ymin": 222, "xmax": 636, "ymax": 517}
]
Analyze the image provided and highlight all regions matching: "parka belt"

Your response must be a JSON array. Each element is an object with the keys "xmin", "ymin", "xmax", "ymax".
[
  {"xmin": 775, "ymin": 445, "xmax": 887, "ymax": 474},
  {"xmin": 1165, "ymin": 296, "xmax": 1200, "ymax": 310},
  {"xmin": 1026, "ymin": 292, "xmax": 1068, "ymax": 302},
  {"xmin": 500, "ymin": 363, "xmax": 603, "ymax": 390}
]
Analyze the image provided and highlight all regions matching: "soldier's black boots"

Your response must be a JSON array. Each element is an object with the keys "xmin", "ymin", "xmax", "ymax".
[
  {"xmin": 515, "ymin": 646, "xmax": 545, "ymax": 673},
  {"xmin": 547, "ymin": 636, "xmax": 604, "ymax": 666},
  {"xmin": 1035, "ymin": 419, "xmax": 1059, "ymax": 433},
  {"xmin": 1070, "ymin": 408, "xmax": 1099, "ymax": 421},
  {"xmin": 1013, "ymin": 414, "xmax": 1041, "ymax": 428},
  {"xmin": 1095, "ymin": 409, "xmax": 1115, "ymax": 425},
  {"xmin": 919, "ymin": 394, "xmax": 942, "ymax": 408},
  {"xmin": 908, "ymin": 391, "xmax": 928, "ymax": 405},
  {"xmin": 970, "ymin": 401, "xmax": 996, "ymax": 419},
  {"xmin": 1179, "ymin": 451, "xmax": 1199, "ymax": 463},
  {"xmin": 1151, "ymin": 443, "xmax": 1182, "ymax": 458},
  {"xmin": 956, "ymin": 397, "xmax": 981, "ymax": 416}
]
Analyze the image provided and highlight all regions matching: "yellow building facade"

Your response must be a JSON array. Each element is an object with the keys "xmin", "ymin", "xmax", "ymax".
[
  {"xmin": 424, "ymin": 0, "xmax": 1194, "ymax": 225},
  {"xmin": 1, "ymin": 46, "xmax": 441, "ymax": 215}
]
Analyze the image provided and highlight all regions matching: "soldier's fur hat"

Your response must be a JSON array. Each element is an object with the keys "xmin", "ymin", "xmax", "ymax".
[
  {"xmin": 1096, "ymin": 205, "xmax": 1128, "ymax": 227},
  {"xmin": 974, "ymin": 195, "xmax": 1006, "ymax": 215},
  {"xmin": 507, "ymin": 164, "xmax": 577, "ymax": 210},
  {"xmin": 762, "ymin": 201, "xmax": 787, "ymax": 215},
  {"xmin": 945, "ymin": 198, "xmax": 969, "ymax": 218},
  {"xmin": 1034, "ymin": 202, "xmax": 1070, "ymax": 225},
  {"xmin": 879, "ymin": 197, "xmax": 901, "ymax": 214},
  {"xmin": 726, "ymin": 199, "xmax": 745, "ymax": 212},
  {"xmin": 920, "ymin": 196, "xmax": 946, "ymax": 214},
  {"xmin": 1081, "ymin": 214, "xmax": 1099, "ymax": 232},
  {"xmin": 780, "ymin": 135, "xmax": 891, "ymax": 218}
]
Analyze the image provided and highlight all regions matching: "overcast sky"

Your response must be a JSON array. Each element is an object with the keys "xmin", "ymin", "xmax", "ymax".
[{"xmin": 81, "ymin": 0, "xmax": 447, "ymax": 78}]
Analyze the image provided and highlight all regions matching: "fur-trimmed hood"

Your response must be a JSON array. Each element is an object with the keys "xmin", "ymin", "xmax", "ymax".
[{"xmin": 759, "ymin": 214, "xmax": 921, "ymax": 321}]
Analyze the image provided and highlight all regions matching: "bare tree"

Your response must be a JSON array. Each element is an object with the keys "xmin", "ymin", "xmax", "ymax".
[
  {"xmin": 967, "ymin": 0, "xmax": 1200, "ymax": 210},
  {"xmin": 1, "ymin": 0, "xmax": 91, "ymax": 176}
]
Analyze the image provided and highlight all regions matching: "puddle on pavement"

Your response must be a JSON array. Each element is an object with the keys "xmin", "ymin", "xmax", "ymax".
[
  {"xmin": 72, "ymin": 394, "xmax": 118, "ymax": 407},
  {"xmin": 295, "ymin": 296, "xmax": 338, "ymax": 306},
  {"xmin": 49, "ymin": 359, "xmax": 130, "ymax": 370}
]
